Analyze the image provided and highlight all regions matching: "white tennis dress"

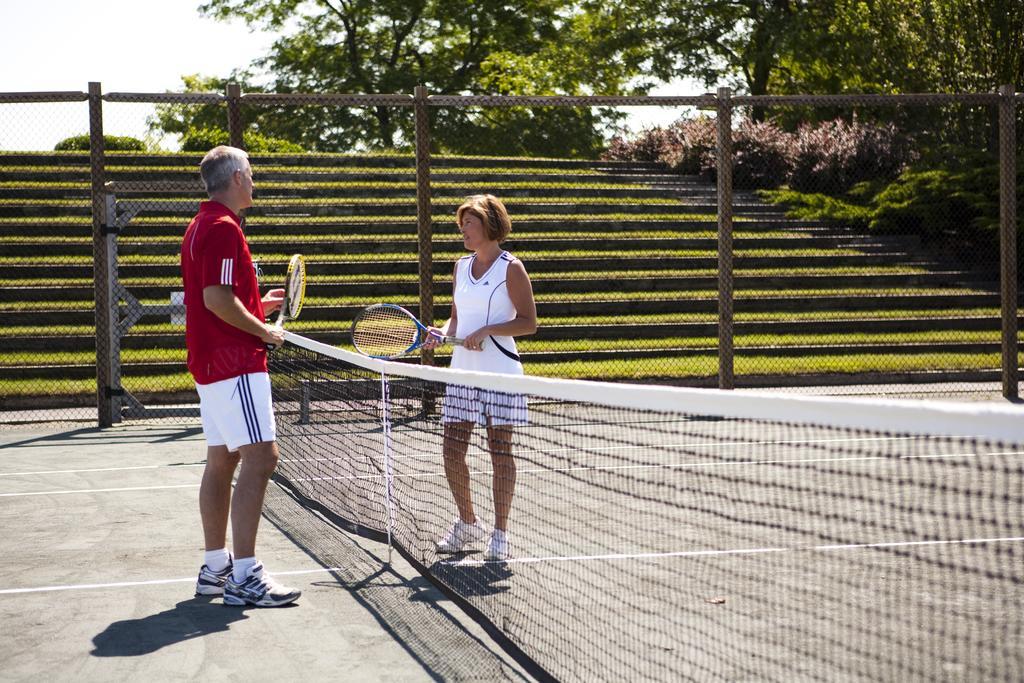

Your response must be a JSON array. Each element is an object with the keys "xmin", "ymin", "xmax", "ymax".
[{"xmin": 443, "ymin": 251, "xmax": 527, "ymax": 425}]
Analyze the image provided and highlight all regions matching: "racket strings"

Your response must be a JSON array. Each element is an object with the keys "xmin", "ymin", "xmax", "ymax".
[
  {"xmin": 352, "ymin": 308, "xmax": 420, "ymax": 357},
  {"xmin": 286, "ymin": 261, "xmax": 305, "ymax": 319}
]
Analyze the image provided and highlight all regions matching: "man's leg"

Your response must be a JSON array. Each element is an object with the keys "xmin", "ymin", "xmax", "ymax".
[
  {"xmin": 230, "ymin": 439, "xmax": 278, "ymax": 559},
  {"xmin": 199, "ymin": 444, "xmax": 240, "ymax": 551},
  {"xmin": 222, "ymin": 438, "xmax": 301, "ymax": 607}
]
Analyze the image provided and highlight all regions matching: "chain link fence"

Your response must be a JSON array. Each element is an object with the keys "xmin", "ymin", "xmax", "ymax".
[
  {"xmin": 0, "ymin": 85, "xmax": 1018, "ymax": 425},
  {"xmin": 0, "ymin": 92, "xmax": 92, "ymax": 422}
]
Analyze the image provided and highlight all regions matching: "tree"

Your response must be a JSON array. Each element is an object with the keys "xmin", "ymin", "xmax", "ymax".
[
  {"xmin": 158, "ymin": 0, "xmax": 647, "ymax": 154},
  {"xmin": 629, "ymin": 0, "xmax": 805, "ymax": 119}
]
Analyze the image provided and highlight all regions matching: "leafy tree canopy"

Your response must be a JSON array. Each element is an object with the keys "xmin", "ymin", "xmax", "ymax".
[{"xmin": 150, "ymin": 1, "xmax": 648, "ymax": 155}]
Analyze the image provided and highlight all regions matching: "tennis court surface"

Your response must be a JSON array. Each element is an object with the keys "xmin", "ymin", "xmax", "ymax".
[
  {"xmin": 0, "ymin": 423, "xmax": 531, "ymax": 681},
  {"xmin": 2, "ymin": 331, "xmax": 1021, "ymax": 682},
  {"xmin": 266, "ymin": 331, "xmax": 1024, "ymax": 682}
]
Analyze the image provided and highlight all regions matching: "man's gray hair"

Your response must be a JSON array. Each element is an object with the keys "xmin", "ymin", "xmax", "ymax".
[{"xmin": 199, "ymin": 146, "xmax": 249, "ymax": 195}]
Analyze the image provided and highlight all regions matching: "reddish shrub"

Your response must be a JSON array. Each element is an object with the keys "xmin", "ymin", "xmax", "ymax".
[{"xmin": 790, "ymin": 118, "xmax": 914, "ymax": 194}]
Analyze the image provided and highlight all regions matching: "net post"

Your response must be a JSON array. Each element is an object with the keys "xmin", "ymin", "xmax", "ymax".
[
  {"xmin": 89, "ymin": 82, "xmax": 116, "ymax": 428},
  {"xmin": 998, "ymin": 84, "xmax": 1019, "ymax": 399},
  {"xmin": 414, "ymin": 84, "xmax": 435, "ymax": 367},
  {"xmin": 226, "ymin": 82, "xmax": 244, "ymax": 150},
  {"xmin": 716, "ymin": 86, "xmax": 735, "ymax": 390}
]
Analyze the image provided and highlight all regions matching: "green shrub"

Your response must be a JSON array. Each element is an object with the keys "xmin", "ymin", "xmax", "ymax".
[
  {"xmin": 54, "ymin": 134, "xmax": 146, "ymax": 151},
  {"xmin": 180, "ymin": 128, "xmax": 305, "ymax": 153},
  {"xmin": 764, "ymin": 158, "xmax": 1022, "ymax": 260},
  {"xmin": 759, "ymin": 188, "xmax": 874, "ymax": 228}
]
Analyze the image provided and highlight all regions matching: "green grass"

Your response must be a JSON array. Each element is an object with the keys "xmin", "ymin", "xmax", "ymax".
[
  {"xmin": 0, "ymin": 373, "xmax": 195, "ymax": 397},
  {"xmin": 1, "ymin": 149, "xmax": 1014, "ymax": 403},
  {"xmin": 525, "ymin": 352, "xmax": 1021, "ymax": 380},
  {"xmin": 0, "ymin": 264, "xmax": 946, "ymax": 288},
  {"xmin": 535, "ymin": 308, "xmax": 1009, "ymax": 326},
  {"xmin": 5, "ymin": 285, "xmax": 961, "ymax": 310},
  {"xmin": 0, "ymin": 163, "xmax": 610, "ymax": 175},
  {"xmin": 0, "ymin": 246, "xmax": 881, "ymax": 267},
  {"xmin": 4, "ymin": 352, "xmax": 1018, "ymax": 397},
  {"xmin": 3, "ymin": 331, "xmax": 1017, "ymax": 367},
  {"xmin": 0, "ymin": 195, "xmax": 697, "ymax": 208}
]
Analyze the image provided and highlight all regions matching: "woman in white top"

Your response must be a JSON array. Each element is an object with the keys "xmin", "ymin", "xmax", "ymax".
[{"xmin": 425, "ymin": 194, "xmax": 537, "ymax": 561}]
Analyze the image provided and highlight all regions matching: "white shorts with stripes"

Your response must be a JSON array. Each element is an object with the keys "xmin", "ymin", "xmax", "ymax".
[
  {"xmin": 196, "ymin": 372, "xmax": 276, "ymax": 451},
  {"xmin": 441, "ymin": 384, "xmax": 528, "ymax": 426}
]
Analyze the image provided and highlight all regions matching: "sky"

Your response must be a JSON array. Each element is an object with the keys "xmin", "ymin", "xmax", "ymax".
[
  {"xmin": 0, "ymin": 0, "xmax": 273, "ymax": 149},
  {"xmin": 0, "ymin": 0, "xmax": 690, "ymax": 151}
]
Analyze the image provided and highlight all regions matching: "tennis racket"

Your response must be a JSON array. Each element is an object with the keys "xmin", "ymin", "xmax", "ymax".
[
  {"xmin": 351, "ymin": 303, "xmax": 464, "ymax": 359},
  {"xmin": 275, "ymin": 253, "xmax": 306, "ymax": 328}
]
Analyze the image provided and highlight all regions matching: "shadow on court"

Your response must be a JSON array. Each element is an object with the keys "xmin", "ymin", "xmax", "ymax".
[
  {"xmin": 0, "ymin": 424, "xmax": 534, "ymax": 682},
  {"xmin": 430, "ymin": 560, "xmax": 513, "ymax": 597},
  {"xmin": 262, "ymin": 485, "xmax": 529, "ymax": 682},
  {"xmin": 91, "ymin": 597, "xmax": 251, "ymax": 657},
  {"xmin": 0, "ymin": 426, "xmax": 204, "ymax": 451}
]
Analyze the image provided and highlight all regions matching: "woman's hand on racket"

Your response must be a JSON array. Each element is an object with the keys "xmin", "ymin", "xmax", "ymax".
[
  {"xmin": 461, "ymin": 326, "xmax": 490, "ymax": 351},
  {"xmin": 262, "ymin": 288, "xmax": 285, "ymax": 315}
]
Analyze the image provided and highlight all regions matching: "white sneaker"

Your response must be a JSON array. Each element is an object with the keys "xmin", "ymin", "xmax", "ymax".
[
  {"xmin": 223, "ymin": 562, "xmax": 301, "ymax": 607},
  {"xmin": 436, "ymin": 518, "xmax": 488, "ymax": 553},
  {"xmin": 483, "ymin": 529, "xmax": 511, "ymax": 561}
]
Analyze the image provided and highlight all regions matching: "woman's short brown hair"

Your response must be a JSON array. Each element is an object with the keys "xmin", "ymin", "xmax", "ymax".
[{"xmin": 455, "ymin": 194, "xmax": 512, "ymax": 243}]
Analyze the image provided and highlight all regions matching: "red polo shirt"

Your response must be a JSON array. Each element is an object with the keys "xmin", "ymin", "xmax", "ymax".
[{"xmin": 180, "ymin": 201, "xmax": 267, "ymax": 385}]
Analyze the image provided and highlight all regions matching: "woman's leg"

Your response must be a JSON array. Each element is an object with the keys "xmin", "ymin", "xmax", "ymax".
[
  {"xmin": 442, "ymin": 420, "xmax": 476, "ymax": 521},
  {"xmin": 487, "ymin": 425, "xmax": 516, "ymax": 532}
]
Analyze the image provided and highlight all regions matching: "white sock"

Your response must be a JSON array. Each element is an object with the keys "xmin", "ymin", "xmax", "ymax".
[
  {"xmin": 233, "ymin": 556, "xmax": 257, "ymax": 583},
  {"xmin": 203, "ymin": 548, "xmax": 230, "ymax": 572}
]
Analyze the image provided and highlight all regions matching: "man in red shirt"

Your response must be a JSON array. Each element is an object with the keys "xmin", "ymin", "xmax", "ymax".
[{"xmin": 182, "ymin": 145, "xmax": 299, "ymax": 607}]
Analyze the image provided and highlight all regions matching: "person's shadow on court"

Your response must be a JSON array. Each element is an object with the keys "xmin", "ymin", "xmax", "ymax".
[
  {"xmin": 428, "ymin": 557, "xmax": 513, "ymax": 597},
  {"xmin": 91, "ymin": 597, "xmax": 249, "ymax": 657}
]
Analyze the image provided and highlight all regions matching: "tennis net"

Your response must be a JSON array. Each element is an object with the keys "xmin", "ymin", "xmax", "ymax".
[{"xmin": 267, "ymin": 331, "xmax": 1024, "ymax": 682}]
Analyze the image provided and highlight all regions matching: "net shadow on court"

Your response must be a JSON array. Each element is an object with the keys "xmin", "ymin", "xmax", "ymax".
[
  {"xmin": 261, "ymin": 482, "xmax": 531, "ymax": 682},
  {"xmin": 268, "ymin": 331, "xmax": 1024, "ymax": 682}
]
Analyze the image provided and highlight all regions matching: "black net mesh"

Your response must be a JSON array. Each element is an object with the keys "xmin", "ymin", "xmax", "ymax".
[{"xmin": 268, "ymin": 332, "xmax": 1024, "ymax": 682}]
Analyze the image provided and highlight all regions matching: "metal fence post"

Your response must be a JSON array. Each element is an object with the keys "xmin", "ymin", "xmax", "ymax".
[
  {"xmin": 88, "ymin": 82, "xmax": 117, "ymax": 427},
  {"xmin": 998, "ymin": 84, "xmax": 1019, "ymax": 399},
  {"xmin": 716, "ymin": 86, "xmax": 735, "ymax": 390},
  {"xmin": 414, "ymin": 85, "xmax": 435, "ymax": 366},
  {"xmin": 226, "ymin": 82, "xmax": 243, "ymax": 149}
]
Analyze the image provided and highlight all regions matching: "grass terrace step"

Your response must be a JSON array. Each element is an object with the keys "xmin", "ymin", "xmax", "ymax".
[
  {"xmin": 0, "ymin": 152, "xmax": 668, "ymax": 170},
  {"xmin": 0, "ymin": 216, "xmax": 850, "ymax": 238},
  {"xmin": 0, "ymin": 267, "xmax": 992, "ymax": 289},
  {"xmin": 0, "ymin": 254, "xmax": 959, "ymax": 279},
  {"xmin": 6, "ymin": 316, "xmax": 1020, "ymax": 354},
  {"xmin": 0, "ymin": 237, "xmax": 940, "ymax": 260},
  {"xmin": 4, "ymin": 271, "xmax": 999, "ymax": 303},
  {"xmin": 0, "ymin": 149, "xmax": 1011, "ymax": 399},
  {"xmin": 1, "ymin": 293, "xmax": 1007, "ymax": 327},
  {"xmin": 0, "ymin": 199, "xmax": 793, "ymax": 220},
  {"xmin": 4, "ymin": 340, "xmax": 1013, "ymax": 382},
  {"xmin": 0, "ymin": 231, "xmax": 933, "ymax": 251}
]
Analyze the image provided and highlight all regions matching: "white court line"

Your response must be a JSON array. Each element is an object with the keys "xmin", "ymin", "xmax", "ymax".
[
  {"xmin": 283, "ymin": 450, "xmax": 1024, "ymax": 486},
  {"xmin": 0, "ymin": 566, "xmax": 346, "ymax": 596},
  {"xmin": 5, "ymin": 450, "xmax": 1020, "ymax": 495},
  {"xmin": 287, "ymin": 434, "xmax": 924, "ymax": 464},
  {"xmin": 0, "ymin": 463, "xmax": 206, "ymax": 478},
  {"xmin": 444, "ymin": 536, "xmax": 1024, "ymax": 567},
  {"xmin": 0, "ymin": 483, "xmax": 200, "ymax": 498},
  {"xmin": 1, "ymin": 435, "xmax": 1015, "ymax": 480}
]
